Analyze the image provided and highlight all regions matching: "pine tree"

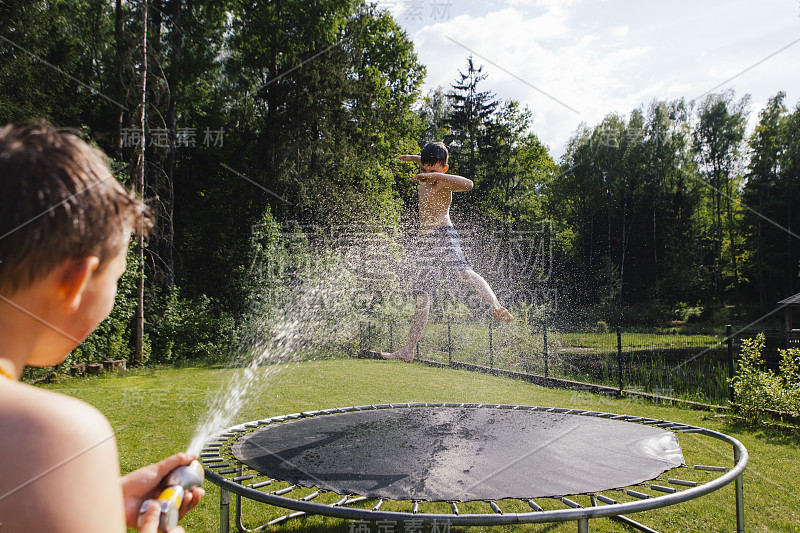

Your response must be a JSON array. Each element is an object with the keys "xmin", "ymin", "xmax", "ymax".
[{"xmin": 445, "ymin": 56, "xmax": 498, "ymax": 182}]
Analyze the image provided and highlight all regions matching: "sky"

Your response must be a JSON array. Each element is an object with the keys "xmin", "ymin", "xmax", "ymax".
[{"xmin": 380, "ymin": 0, "xmax": 800, "ymax": 159}]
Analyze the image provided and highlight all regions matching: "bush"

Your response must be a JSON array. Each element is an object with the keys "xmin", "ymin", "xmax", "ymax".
[
  {"xmin": 147, "ymin": 289, "xmax": 236, "ymax": 364},
  {"xmin": 730, "ymin": 334, "xmax": 800, "ymax": 424},
  {"xmin": 623, "ymin": 300, "xmax": 666, "ymax": 326},
  {"xmin": 673, "ymin": 302, "xmax": 703, "ymax": 322},
  {"xmin": 65, "ymin": 245, "xmax": 140, "ymax": 368}
]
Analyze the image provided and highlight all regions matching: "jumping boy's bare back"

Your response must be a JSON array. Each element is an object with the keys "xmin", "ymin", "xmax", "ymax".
[{"xmin": 384, "ymin": 143, "xmax": 512, "ymax": 363}]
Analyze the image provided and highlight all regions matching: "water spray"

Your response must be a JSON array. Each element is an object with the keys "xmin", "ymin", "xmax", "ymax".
[{"xmin": 137, "ymin": 460, "xmax": 205, "ymax": 532}]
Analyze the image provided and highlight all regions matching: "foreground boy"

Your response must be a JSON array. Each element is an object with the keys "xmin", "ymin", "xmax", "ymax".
[
  {"xmin": 0, "ymin": 122, "xmax": 203, "ymax": 532},
  {"xmin": 383, "ymin": 142, "xmax": 512, "ymax": 363}
]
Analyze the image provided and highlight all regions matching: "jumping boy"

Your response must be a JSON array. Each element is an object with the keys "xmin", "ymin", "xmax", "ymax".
[
  {"xmin": 383, "ymin": 142, "xmax": 512, "ymax": 363},
  {"xmin": 0, "ymin": 122, "xmax": 204, "ymax": 532}
]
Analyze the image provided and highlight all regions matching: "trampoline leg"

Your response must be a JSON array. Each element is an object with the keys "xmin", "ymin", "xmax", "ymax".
[
  {"xmin": 577, "ymin": 517, "xmax": 589, "ymax": 533},
  {"xmin": 734, "ymin": 446, "xmax": 745, "ymax": 533},
  {"xmin": 611, "ymin": 515, "xmax": 659, "ymax": 533},
  {"xmin": 220, "ymin": 488, "xmax": 230, "ymax": 533}
]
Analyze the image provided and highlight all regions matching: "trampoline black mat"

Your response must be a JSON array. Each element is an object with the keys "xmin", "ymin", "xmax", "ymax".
[{"xmin": 232, "ymin": 407, "xmax": 685, "ymax": 502}]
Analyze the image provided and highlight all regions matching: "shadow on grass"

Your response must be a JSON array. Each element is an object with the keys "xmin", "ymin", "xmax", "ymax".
[{"xmin": 719, "ymin": 415, "xmax": 800, "ymax": 447}]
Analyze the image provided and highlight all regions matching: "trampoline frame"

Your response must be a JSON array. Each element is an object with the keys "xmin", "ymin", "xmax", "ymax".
[{"xmin": 200, "ymin": 403, "xmax": 748, "ymax": 533}]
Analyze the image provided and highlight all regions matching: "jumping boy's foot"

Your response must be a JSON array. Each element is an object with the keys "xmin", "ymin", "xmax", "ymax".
[
  {"xmin": 380, "ymin": 350, "xmax": 415, "ymax": 363},
  {"xmin": 492, "ymin": 307, "xmax": 514, "ymax": 323}
]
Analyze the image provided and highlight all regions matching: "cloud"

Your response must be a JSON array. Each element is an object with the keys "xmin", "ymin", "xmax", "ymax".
[
  {"xmin": 611, "ymin": 25, "xmax": 629, "ymax": 38},
  {"xmin": 410, "ymin": 4, "xmax": 656, "ymax": 155},
  {"xmin": 399, "ymin": 0, "xmax": 800, "ymax": 158}
]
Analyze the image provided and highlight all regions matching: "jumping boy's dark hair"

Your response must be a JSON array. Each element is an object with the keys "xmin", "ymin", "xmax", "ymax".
[
  {"xmin": 0, "ymin": 121, "xmax": 152, "ymax": 294},
  {"xmin": 420, "ymin": 141, "xmax": 448, "ymax": 167}
]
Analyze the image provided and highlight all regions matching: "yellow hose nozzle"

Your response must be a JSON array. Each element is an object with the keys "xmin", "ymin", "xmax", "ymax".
[{"xmin": 137, "ymin": 460, "xmax": 205, "ymax": 532}]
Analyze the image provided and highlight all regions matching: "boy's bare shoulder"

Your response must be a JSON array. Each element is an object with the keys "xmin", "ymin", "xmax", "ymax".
[
  {"xmin": 0, "ymin": 380, "xmax": 113, "ymax": 438},
  {"xmin": 0, "ymin": 382, "xmax": 124, "ymax": 532}
]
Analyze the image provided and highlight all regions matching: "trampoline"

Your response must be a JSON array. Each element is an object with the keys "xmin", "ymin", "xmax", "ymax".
[{"xmin": 201, "ymin": 403, "xmax": 748, "ymax": 532}]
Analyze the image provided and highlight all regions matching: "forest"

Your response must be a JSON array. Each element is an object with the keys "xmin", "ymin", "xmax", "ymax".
[{"xmin": 3, "ymin": 0, "xmax": 800, "ymax": 366}]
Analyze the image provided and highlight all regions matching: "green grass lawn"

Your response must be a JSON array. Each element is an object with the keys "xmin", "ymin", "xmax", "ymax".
[
  {"xmin": 368, "ymin": 321, "xmax": 725, "ymax": 355},
  {"xmin": 43, "ymin": 359, "xmax": 800, "ymax": 532},
  {"xmin": 556, "ymin": 332, "xmax": 723, "ymax": 350}
]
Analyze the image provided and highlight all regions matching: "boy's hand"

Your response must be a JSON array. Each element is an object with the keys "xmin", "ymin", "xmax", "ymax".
[
  {"xmin": 399, "ymin": 154, "xmax": 421, "ymax": 163},
  {"xmin": 138, "ymin": 502, "xmax": 185, "ymax": 533},
  {"xmin": 121, "ymin": 452, "xmax": 205, "ymax": 530}
]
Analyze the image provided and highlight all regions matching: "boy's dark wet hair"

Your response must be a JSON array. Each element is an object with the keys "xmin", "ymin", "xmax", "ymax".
[
  {"xmin": 0, "ymin": 121, "xmax": 152, "ymax": 294},
  {"xmin": 420, "ymin": 142, "xmax": 448, "ymax": 167}
]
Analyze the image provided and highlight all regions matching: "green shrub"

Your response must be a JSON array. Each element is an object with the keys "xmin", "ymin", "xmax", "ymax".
[
  {"xmin": 147, "ymin": 289, "xmax": 236, "ymax": 364},
  {"xmin": 65, "ymin": 245, "xmax": 140, "ymax": 368},
  {"xmin": 778, "ymin": 346, "xmax": 800, "ymax": 412},
  {"xmin": 673, "ymin": 302, "xmax": 703, "ymax": 322},
  {"xmin": 730, "ymin": 334, "xmax": 800, "ymax": 424}
]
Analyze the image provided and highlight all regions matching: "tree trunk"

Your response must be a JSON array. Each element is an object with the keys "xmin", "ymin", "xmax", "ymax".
[
  {"xmin": 757, "ymin": 188, "xmax": 764, "ymax": 312},
  {"xmin": 134, "ymin": 0, "xmax": 148, "ymax": 366},
  {"xmin": 264, "ymin": 1, "xmax": 282, "ymax": 184},
  {"xmin": 620, "ymin": 194, "xmax": 632, "ymax": 306},
  {"xmin": 114, "ymin": 0, "xmax": 125, "ymax": 161},
  {"xmin": 620, "ymin": 200, "xmax": 626, "ymax": 304},
  {"xmin": 606, "ymin": 173, "xmax": 612, "ymax": 259},
  {"xmin": 788, "ymin": 186, "xmax": 793, "ymax": 296},
  {"xmin": 713, "ymin": 164, "xmax": 721, "ymax": 299},
  {"xmin": 726, "ymin": 181, "xmax": 739, "ymax": 290},
  {"xmin": 652, "ymin": 169, "xmax": 658, "ymax": 288},
  {"xmin": 163, "ymin": 0, "xmax": 182, "ymax": 289}
]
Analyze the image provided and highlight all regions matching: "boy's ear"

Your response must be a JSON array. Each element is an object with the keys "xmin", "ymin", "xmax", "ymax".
[
  {"xmin": 59, "ymin": 257, "xmax": 100, "ymax": 313},
  {"xmin": 443, "ymin": 164, "xmax": 449, "ymax": 172}
]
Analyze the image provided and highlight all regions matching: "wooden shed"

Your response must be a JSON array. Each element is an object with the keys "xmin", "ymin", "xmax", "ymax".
[{"xmin": 777, "ymin": 292, "xmax": 800, "ymax": 330}]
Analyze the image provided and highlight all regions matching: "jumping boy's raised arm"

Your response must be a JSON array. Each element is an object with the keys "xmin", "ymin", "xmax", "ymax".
[
  {"xmin": 398, "ymin": 154, "xmax": 421, "ymax": 164},
  {"xmin": 399, "ymin": 145, "xmax": 472, "ymax": 192},
  {"xmin": 412, "ymin": 171, "xmax": 473, "ymax": 192}
]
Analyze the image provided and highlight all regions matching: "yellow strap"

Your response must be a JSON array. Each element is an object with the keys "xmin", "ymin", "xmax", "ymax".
[{"xmin": 0, "ymin": 365, "xmax": 15, "ymax": 380}]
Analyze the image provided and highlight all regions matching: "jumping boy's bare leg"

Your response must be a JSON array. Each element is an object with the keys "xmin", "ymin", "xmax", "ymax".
[
  {"xmin": 457, "ymin": 269, "xmax": 513, "ymax": 322},
  {"xmin": 382, "ymin": 292, "xmax": 430, "ymax": 362}
]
